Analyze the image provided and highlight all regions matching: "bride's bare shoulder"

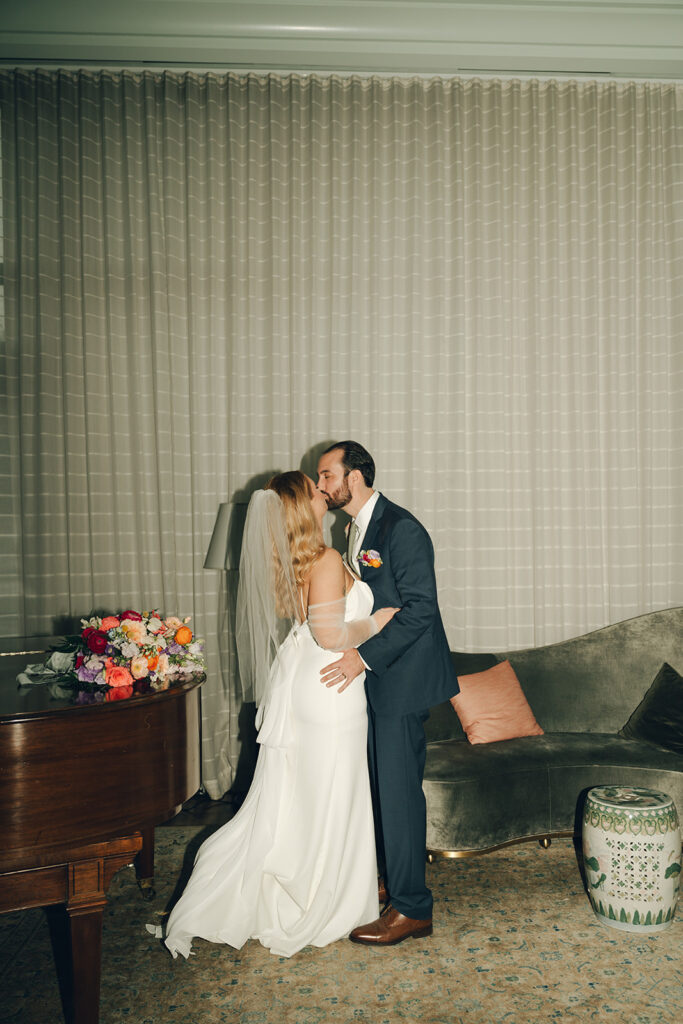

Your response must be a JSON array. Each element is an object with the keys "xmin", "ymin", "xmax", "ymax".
[
  {"xmin": 307, "ymin": 547, "xmax": 345, "ymax": 588},
  {"xmin": 307, "ymin": 548, "xmax": 346, "ymax": 603},
  {"xmin": 310, "ymin": 547, "xmax": 343, "ymax": 575}
]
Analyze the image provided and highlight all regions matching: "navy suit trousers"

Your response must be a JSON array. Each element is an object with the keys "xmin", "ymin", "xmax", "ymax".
[{"xmin": 367, "ymin": 704, "xmax": 432, "ymax": 920}]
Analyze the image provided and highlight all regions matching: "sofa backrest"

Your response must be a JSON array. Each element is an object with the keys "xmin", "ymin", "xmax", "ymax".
[
  {"xmin": 425, "ymin": 607, "xmax": 683, "ymax": 742},
  {"xmin": 498, "ymin": 606, "xmax": 683, "ymax": 734}
]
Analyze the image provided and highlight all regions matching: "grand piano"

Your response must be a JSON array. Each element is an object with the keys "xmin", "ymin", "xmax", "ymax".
[{"xmin": 0, "ymin": 642, "xmax": 203, "ymax": 1024}]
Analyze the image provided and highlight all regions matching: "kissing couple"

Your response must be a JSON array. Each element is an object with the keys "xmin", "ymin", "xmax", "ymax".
[{"xmin": 159, "ymin": 441, "xmax": 459, "ymax": 957}]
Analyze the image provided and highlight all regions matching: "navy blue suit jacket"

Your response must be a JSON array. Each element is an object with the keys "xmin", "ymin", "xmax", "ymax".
[{"xmin": 357, "ymin": 494, "xmax": 459, "ymax": 716}]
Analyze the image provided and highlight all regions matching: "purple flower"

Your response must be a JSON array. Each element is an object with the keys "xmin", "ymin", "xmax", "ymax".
[
  {"xmin": 76, "ymin": 660, "xmax": 105, "ymax": 684},
  {"xmin": 166, "ymin": 642, "xmax": 183, "ymax": 655}
]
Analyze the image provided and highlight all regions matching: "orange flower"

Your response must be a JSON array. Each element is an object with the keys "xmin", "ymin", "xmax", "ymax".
[
  {"xmin": 175, "ymin": 626, "xmax": 193, "ymax": 646},
  {"xmin": 146, "ymin": 654, "xmax": 159, "ymax": 672},
  {"xmin": 101, "ymin": 615, "xmax": 120, "ymax": 631}
]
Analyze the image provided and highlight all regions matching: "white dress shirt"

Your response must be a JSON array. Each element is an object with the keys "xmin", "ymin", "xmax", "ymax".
[
  {"xmin": 348, "ymin": 490, "xmax": 381, "ymax": 670},
  {"xmin": 348, "ymin": 490, "xmax": 380, "ymax": 570}
]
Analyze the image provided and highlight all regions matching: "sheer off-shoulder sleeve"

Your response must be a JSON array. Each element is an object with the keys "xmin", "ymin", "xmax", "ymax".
[{"xmin": 307, "ymin": 597, "xmax": 379, "ymax": 651}]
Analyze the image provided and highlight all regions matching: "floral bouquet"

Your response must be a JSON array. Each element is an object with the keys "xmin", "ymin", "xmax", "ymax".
[{"xmin": 27, "ymin": 609, "xmax": 206, "ymax": 705}]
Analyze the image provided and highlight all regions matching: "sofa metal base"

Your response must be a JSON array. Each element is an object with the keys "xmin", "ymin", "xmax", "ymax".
[{"xmin": 426, "ymin": 829, "xmax": 574, "ymax": 861}]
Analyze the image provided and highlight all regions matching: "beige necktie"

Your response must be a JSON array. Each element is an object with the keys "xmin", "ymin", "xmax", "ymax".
[{"xmin": 347, "ymin": 521, "xmax": 360, "ymax": 567}]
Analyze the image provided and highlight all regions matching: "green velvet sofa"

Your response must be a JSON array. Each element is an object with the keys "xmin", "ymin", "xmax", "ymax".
[{"xmin": 424, "ymin": 607, "xmax": 683, "ymax": 857}]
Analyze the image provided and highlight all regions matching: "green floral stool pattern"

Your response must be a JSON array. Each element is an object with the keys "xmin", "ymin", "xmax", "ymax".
[{"xmin": 582, "ymin": 786, "xmax": 681, "ymax": 933}]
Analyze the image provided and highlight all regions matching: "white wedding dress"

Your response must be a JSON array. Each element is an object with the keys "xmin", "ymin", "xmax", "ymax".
[{"xmin": 161, "ymin": 579, "xmax": 379, "ymax": 959}]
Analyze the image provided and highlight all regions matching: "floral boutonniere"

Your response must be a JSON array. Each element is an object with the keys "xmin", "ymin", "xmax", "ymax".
[{"xmin": 359, "ymin": 549, "xmax": 382, "ymax": 568}]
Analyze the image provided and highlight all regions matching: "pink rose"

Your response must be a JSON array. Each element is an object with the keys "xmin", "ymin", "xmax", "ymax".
[
  {"xmin": 101, "ymin": 616, "xmax": 120, "ymax": 631},
  {"xmin": 106, "ymin": 663, "xmax": 134, "ymax": 689}
]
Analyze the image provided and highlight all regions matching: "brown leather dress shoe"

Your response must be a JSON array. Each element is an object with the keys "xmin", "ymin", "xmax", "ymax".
[
  {"xmin": 378, "ymin": 876, "xmax": 388, "ymax": 904},
  {"xmin": 349, "ymin": 904, "xmax": 433, "ymax": 946}
]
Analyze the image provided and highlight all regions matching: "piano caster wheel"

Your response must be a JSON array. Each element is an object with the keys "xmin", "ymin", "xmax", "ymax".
[{"xmin": 137, "ymin": 878, "xmax": 156, "ymax": 901}]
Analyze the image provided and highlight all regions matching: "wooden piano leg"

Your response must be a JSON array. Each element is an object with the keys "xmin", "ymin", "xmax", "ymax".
[
  {"xmin": 135, "ymin": 825, "xmax": 156, "ymax": 899},
  {"xmin": 62, "ymin": 840, "xmax": 141, "ymax": 1024},
  {"xmin": 67, "ymin": 899, "xmax": 106, "ymax": 1024},
  {"xmin": 46, "ymin": 905, "xmax": 74, "ymax": 1024}
]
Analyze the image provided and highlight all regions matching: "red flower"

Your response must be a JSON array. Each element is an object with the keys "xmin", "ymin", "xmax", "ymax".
[
  {"xmin": 105, "ymin": 684, "xmax": 133, "ymax": 701},
  {"xmin": 120, "ymin": 609, "xmax": 143, "ymax": 621},
  {"xmin": 86, "ymin": 630, "xmax": 108, "ymax": 654},
  {"xmin": 81, "ymin": 626, "xmax": 96, "ymax": 641}
]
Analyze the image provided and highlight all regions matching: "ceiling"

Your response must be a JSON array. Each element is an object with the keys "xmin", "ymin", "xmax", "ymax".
[{"xmin": 1, "ymin": 0, "xmax": 682, "ymax": 79}]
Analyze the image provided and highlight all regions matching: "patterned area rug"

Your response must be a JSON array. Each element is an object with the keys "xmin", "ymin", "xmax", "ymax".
[{"xmin": 1, "ymin": 827, "xmax": 680, "ymax": 1024}]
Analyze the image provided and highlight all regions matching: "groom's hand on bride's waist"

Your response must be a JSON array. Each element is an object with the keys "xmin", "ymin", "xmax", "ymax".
[{"xmin": 320, "ymin": 648, "xmax": 365, "ymax": 693}]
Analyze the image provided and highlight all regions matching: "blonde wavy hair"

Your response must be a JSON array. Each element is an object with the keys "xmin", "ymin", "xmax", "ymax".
[{"xmin": 266, "ymin": 471, "xmax": 325, "ymax": 615}]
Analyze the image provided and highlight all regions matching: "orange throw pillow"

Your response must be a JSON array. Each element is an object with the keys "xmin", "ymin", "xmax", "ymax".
[{"xmin": 450, "ymin": 660, "xmax": 544, "ymax": 745}]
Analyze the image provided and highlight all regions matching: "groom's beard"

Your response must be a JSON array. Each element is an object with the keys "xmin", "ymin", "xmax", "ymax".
[{"xmin": 322, "ymin": 479, "xmax": 352, "ymax": 511}]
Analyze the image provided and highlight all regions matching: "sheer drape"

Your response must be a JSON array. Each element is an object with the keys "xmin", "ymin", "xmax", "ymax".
[{"xmin": 1, "ymin": 70, "xmax": 681, "ymax": 792}]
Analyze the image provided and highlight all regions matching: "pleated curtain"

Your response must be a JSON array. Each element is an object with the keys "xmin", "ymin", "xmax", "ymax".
[{"xmin": 1, "ymin": 70, "xmax": 681, "ymax": 795}]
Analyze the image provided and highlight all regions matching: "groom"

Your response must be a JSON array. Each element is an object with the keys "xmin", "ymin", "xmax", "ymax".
[{"xmin": 317, "ymin": 441, "xmax": 459, "ymax": 946}]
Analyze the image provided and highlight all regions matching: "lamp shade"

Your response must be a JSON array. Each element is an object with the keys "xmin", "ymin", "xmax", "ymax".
[{"xmin": 203, "ymin": 503, "xmax": 232, "ymax": 569}]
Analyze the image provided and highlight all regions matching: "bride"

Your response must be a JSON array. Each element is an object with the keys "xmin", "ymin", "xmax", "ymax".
[{"xmin": 157, "ymin": 470, "xmax": 398, "ymax": 958}]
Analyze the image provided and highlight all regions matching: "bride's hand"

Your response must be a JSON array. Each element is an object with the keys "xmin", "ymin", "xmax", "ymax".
[{"xmin": 373, "ymin": 606, "xmax": 400, "ymax": 630}]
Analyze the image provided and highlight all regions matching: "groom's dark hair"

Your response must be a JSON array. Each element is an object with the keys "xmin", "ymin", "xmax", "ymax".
[{"xmin": 322, "ymin": 440, "xmax": 375, "ymax": 488}]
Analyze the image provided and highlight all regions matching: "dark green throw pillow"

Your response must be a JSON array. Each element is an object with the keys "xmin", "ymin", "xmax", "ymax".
[{"xmin": 619, "ymin": 662, "xmax": 683, "ymax": 754}]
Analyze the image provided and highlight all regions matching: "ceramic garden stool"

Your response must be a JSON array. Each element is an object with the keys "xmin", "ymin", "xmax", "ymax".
[{"xmin": 582, "ymin": 785, "xmax": 681, "ymax": 933}]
